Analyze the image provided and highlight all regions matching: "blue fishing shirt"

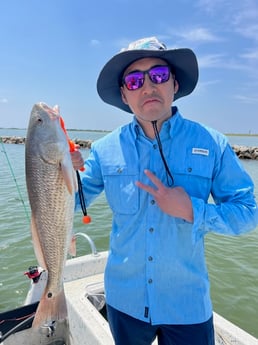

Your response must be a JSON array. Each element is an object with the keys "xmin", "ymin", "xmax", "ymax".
[{"xmin": 75, "ymin": 108, "xmax": 258, "ymax": 325}]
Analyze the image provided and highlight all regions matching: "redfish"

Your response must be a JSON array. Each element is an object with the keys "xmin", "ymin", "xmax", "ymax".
[{"xmin": 25, "ymin": 102, "xmax": 77, "ymax": 331}]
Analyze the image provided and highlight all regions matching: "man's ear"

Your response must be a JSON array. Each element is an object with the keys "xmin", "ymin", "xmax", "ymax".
[
  {"xmin": 120, "ymin": 87, "xmax": 128, "ymax": 104},
  {"xmin": 174, "ymin": 79, "xmax": 179, "ymax": 94}
]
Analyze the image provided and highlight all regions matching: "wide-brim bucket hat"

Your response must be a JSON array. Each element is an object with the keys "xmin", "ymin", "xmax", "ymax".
[{"xmin": 97, "ymin": 37, "xmax": 199, "ymax": 114}]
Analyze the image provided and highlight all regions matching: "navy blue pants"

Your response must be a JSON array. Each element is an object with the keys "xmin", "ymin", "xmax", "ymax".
[{"xmin": 107, "ymin": 305, "xmax": 215, "ymax": 345}]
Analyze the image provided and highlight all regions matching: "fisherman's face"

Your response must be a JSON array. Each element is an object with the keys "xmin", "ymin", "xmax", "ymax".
[{"xmin": 120, "ymin": 57, "xmax": 179, "ymax": 124}]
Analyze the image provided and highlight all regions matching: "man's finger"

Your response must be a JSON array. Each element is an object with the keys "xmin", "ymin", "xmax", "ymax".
[
  {"xmin": 135, "ymin": 180, "xmax": 155, "ymax": 194},
  {"xmin": 144, "ymin": 169, "xmax": 164, "ymax": 189}
]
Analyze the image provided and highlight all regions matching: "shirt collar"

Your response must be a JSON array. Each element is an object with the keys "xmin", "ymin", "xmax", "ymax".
[{"xmin": 131, "ymin": 106, "xmax": 182, "ymax": 140}]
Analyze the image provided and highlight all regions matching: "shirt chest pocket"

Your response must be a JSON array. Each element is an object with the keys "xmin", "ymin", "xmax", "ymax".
[
  {"xmin": 172, "ymin": 150, "xmax": 215, "ymax": 200},
  {"xmin": 102, "ymin": 166, "xmax": 139, "ymax": 215}
]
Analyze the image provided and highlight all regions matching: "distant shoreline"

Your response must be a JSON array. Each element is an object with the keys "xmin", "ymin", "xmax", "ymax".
[
  {"xmin": 0, "ymin": 128, "xmax": 258, "ymax": 136},
  {"xmin": 224, "ymin": 133, "xmax": 258, "ymax": 137},
  {"xmin": 1, "ymin": 136, "xmax": 258, "ymax": 160},
  {"xmin": 0, "ymin": 127, "xmax": 111, "ymax": 133}
]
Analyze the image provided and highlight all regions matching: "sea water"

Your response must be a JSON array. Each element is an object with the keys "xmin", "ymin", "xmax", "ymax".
[{"xmin": 0, "ymin": 129, "xmax": 258, "ymax": 338}]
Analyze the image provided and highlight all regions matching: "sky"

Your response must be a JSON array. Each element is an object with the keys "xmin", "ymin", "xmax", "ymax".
[{"xmin": 0, "ymin": 0, "xmax": 258, "ymax": 134}]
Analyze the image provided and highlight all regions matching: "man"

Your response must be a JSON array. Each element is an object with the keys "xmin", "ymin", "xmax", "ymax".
[{"xmin": 72, "ymin": 37, "xmax": 258, "ymax": 345}]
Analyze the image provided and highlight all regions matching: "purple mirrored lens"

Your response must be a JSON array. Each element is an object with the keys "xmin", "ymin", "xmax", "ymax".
[
  {"xmin": 149, "ymin": 66, "xmax": 170, "ymax": 84},
  {"xmin": 123, "ymin": 65, "xmax": 170, "ymax": 90},
  {"xmin": 124, "ymin": 72, "xmax": 144, "ymax": 90}
]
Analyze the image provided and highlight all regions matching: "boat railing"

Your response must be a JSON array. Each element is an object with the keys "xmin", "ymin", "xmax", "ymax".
[{"xmin": 74, "ymin": 232, "xmax": 99, "ymax": 257}]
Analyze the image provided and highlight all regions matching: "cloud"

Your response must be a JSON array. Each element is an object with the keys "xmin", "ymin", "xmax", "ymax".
[
  {"xmin": 240, "ymin": 50, "xmax": 258, "ymax": 60},
  {"xmin": 176, "ymin": 27, "xmax": 222, "ymax": 43},
  {"xmin": 198, "ymin": 53, "xmax": 257, "ymax": 76},
  {"xmin": 195, "ymin": 79, "xmax": 221, "ymax": 95},
  {"xmin": 195, "ymin": 0, "xmax": 232, "ymax": 15},
  {"xmin": 197, "ymin": 0, "xmax": 258, "ymax": 41},
  {"xmin": 200, "ymin": 80, "xmax": 221, "ymax": 86},
  {"xmin": 0, "ymin": 98, "xmax": 8, "ymax": 104},
  {"xmin": 90, "ymin": 39, "xmax": 100, "ymax": 46},
  {"xmin": 198, "ymin": 54, "xmax": 225, "ymax": 68},
  {"xmin": 232, "ymin": 2, "xmax": 258, "ymax": 26},
  {"xmin": 234, "ymin": 94, "xmax": 258, "ymax": 104},
  {"xmin": 233, "ymin": 2, "xmax": 258, "ymax": 41},
  {"xmin": 235, "ymin": 24, "xmax": 258, "ymax": 41}
]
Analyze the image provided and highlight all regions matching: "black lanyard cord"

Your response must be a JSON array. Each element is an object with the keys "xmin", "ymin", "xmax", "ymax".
[
  {"xmin": 151, "ymin": 120, "xmax": 174, "ymax": 187},
  {"xmin": 76, "ymin": 170, "xmax": 88, "ymax": 216}
]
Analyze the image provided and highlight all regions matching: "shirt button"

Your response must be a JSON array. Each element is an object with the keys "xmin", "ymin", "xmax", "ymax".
[
  {"xmin": 150, "ymin": 199, "xmax": 155, "ymax": 205},
  {"xmin": 153, "ymin": 144, "xmax": 157, "ymax": 149},
  {"xmin": 149, "ymin": 228, "xmax": 154, "ymax": 233},
  {"xmin": 148, "ymin": 256, "xmax": 153, "ymax": 261},
  {"xmin": 148, "ymin": 279, "xmax": 153, "ymax": 284},
  {"xmin": 187, "ymin": 167, "xmax": 192, "ymax": 172}
]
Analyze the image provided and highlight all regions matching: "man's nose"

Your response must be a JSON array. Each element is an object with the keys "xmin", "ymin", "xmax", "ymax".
[{"xmin": 141, "ymin": 74, "xmax": 156, "ymax": 91}]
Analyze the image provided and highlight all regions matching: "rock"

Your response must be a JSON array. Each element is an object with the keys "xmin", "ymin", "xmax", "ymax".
[
  {"xmin": 232, "ymin": 145, "xmax": 258, "ymax": 160},
  {"xmin": 1, "ymin": 136, "xmax": 26, "ymax": 144},
  {"xmin": 74, "ymin": 139, "xmax": 92, "ymax": 149}
]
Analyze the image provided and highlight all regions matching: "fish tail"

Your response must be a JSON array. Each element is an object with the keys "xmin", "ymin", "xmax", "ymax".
[{"xmin": 32, "ymin": 288, "xmax": 68, "ymax": 329}]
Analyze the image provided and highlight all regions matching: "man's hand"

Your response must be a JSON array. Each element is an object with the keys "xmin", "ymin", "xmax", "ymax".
[
  {"xmin": 136, "ymin": 169, "xmax": 193, "ymax": 222},
  {"xmin": 70, "ymin": 146, "xmax": 85, "ymax": 171}
]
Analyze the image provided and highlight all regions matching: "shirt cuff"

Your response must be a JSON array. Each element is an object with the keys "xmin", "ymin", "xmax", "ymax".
[{"xmin": 191, "ymin": 197, "xmax": 206, "ymax": 244}]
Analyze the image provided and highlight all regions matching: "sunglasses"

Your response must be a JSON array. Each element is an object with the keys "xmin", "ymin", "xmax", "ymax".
[{"xmin": 122, "ymin": 65, "xmax": 171, "ymax": 91}]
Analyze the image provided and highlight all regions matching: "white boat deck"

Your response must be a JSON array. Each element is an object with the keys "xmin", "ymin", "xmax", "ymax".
[
  {"xmin": 64, "ymin": 252, "xmax": 258, "ymax": 345},
  {"xmin": 2, "ymin": 251, "xmax": 258, "ymax": 345}
]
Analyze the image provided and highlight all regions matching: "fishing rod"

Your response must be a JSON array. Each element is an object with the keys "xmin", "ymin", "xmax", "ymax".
[{"xmin": 0, "ymin": 136, "xmax": 30, "ymax": 224}]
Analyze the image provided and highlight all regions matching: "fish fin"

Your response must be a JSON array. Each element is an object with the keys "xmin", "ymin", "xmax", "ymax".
[
  {"xmin": 32, "ymin": 287, "xmax": 67, "ymax": 329},
  {"xmin": 30, "ymin": 317, "xmax": 72, "ymax": 345},
  {"xmin": 31, "ymin": 215, "xmax": 47, "ymax": 269},
  {"xmin": 61, "ymin": 152, "xmax": 78, "ymax": 195},
  {"xmin": 68, "ymin": 234, "xmax": 77, "ymax": 257}
]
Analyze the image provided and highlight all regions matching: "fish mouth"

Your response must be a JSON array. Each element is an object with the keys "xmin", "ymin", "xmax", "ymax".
[{"xmin": 35, "ymin": 102, "xmax": 61, "ymax": 121}]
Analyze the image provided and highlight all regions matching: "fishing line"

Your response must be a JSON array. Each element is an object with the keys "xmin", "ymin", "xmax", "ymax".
[
  {"xmin": 0, "ymin": 313, "xmax": 35, "ymax": 342},
  {"xmin": 0, "ymin": 137, "xmax": 30, "ymax": 224}
]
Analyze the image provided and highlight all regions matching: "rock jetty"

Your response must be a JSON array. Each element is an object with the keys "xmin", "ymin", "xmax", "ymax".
[
  {"xmin": 0, "ymin": 136, "xmax": 93, "ymax": 149},
  {"xmin": 231, "ymin": 145, "xmax": 258, "ymax": 160},
  {"xmin": 1, "ymin": 136, "xmax": 258, "ymax": 160}
]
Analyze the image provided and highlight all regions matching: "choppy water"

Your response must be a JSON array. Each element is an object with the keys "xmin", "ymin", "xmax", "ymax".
[{"xmin": 0, "ymin": 129, "xmax": 258, "ymax": 338}]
